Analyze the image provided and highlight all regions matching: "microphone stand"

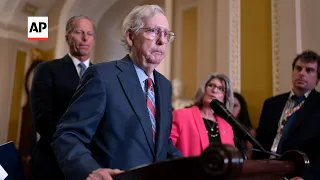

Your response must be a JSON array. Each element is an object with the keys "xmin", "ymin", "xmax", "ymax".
[
  {"xmin": 210, "ymin": 99, "xmax": 282, "ymax": 159},
  {"xmin": 234, "ymin": 136, "xmax": 248, "ymax": 160}
]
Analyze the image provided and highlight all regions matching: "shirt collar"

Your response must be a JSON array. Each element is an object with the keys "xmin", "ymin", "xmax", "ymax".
[
  {"xmin": 68, "ymin": 53, "xmax": 90, "ymax": 68},
  {"xmin": 289, "ymin": 90, "xmax": 311, "ymax": 99},
  {"xmin": 133, "ymin": 63, "xmax": 154, "ymax": 84}
]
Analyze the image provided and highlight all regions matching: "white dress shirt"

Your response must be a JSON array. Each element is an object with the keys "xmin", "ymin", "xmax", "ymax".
[{"xmin": 68, "ymin": 53, "xmax": 90, "ymax": 77}]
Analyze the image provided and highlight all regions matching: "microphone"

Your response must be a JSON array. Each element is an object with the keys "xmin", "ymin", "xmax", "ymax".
[{"xmin": 210, "ymin": 99, "xmax": 281, "ymax": 158}]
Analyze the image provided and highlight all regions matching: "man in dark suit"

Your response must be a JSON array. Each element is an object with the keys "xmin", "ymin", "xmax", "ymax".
[
  {"xmin": 30, "ymin": 15, "xmax": 95, "ymax": 180},
  {"xmin": 254, "ymin": 50, "xmax": 320, "ymax": 180},
  {"xmin": 51, "ymin": 4, "xmax": 183, "ymax": 180}
]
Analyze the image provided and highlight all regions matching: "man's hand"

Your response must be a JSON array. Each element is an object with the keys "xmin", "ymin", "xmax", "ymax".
[
  {"xmin": 284, "ymin": 177, "xmax": 303, "ymax": 180},
  {"xmin": 290, "ymin": 177, "xmax": 303, "ymax": 180},
  {"xmin": 21, "ymin": 155, "xmax": 32, "ymax": 164},
  {"xmin": 86, "ymin": 168, "xmax": 124, "ymax": 180}
]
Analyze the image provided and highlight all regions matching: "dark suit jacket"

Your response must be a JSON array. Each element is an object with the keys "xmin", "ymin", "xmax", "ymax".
[
  {"xmin": 30, "ymin": 54, "xmax": 90, "ymax": 179},
  {"xmin": 254, "ymin": 89, "xmax": 320, "ymax": 180},
  {"xmin": 51, "ymin": 55, "xmax": 182, "ymax": 180}
]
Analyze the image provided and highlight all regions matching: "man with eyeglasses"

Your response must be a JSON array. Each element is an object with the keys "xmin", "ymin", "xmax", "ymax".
[{"xmin": 51, "ymin": 4, "xmax": 182, "ymax": 180}]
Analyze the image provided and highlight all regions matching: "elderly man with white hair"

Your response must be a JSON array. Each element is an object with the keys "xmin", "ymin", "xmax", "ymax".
[{"xmin": 51, "ymin": 4, "xmax": 182, "ymax": 180}]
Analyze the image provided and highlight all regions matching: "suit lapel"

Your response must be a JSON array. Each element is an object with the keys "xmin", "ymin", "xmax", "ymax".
[
  {"xmin": 61, "ymin": 55, "xmax": 80, "ymax": 88},
  {"xmin": 269, "ymin": 93, "xmax": 290, "ymax": 138},
  {"xmin": 116, "ymin": 57, "xmax": 155, "ymax": 155},
  {"xmin": 286, "ymin": 90, "xmax": 318, "ymax": 137},
  {"xmin": 192, "ymin": 106, "xmax": 209, "ymax": 151},
  {"xmin": 277, "ymin": 91, "xmax": 318, "ymax": 152},
  {"xmin": 154, "ymin": 71, "xmax": 166, "ymax": 158}
]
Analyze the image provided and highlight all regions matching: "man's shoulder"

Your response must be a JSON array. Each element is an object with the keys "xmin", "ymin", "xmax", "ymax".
[
  {"xmin": 84, "ymin": 56, "xmax": 131, "ymax": 80},
  {"xmin": 37, "ymin": 55, "xmax": 69, "ymax": 68},
  {"xmin": 174, "ymin": 105, "xmax": 196, "ymax": 114},
  {"xmin": 88, "ymin": 60, "xmax": 119, "ymax": 74},
  {"xmin": 90, "ymin": 56, "xmax": 129, "ymax": 69},
  {"xmin": 154, "ymin": 70, "xmax": 171, "ymax": 88},
  {"xmin": 308, "ymin": 89, "xmax": 320, "ymax": 99},
  {"xmin": 173, "ymin": 106, "xmax": 199, "ymax": 123},
  {"xmin": 265, "ymin": 92, "xmax": 290, "ymax": 102},
  {"xmin": 261, "ymin": 92, "xmax": 290, "ymax": 109}
]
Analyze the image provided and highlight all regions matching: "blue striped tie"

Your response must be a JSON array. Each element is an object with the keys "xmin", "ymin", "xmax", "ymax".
[{"xmin": 78, "ymin": 62, "xmax": 86, "ymax": 78}]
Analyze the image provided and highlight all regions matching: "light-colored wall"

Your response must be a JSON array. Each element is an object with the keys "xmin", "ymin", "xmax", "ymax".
[
  {"xmin": 196, "ymin": 0, "xmax": 218, "ymax": 88},
  {"xmin": 181, "ymin": 7, "xmax": 197, "ymax": 99},
  {"xmin": 300, "ymin": 0, "xmax": 320, "ymax": 91},
  {"xmin": 94, "ymin": 0, "xmax": 144, "ymax": 63},
  {"xmin": 0, "ymin": 38, "xmax": 31, "ymax": 144},
  {"xmin": 0, "ymin": 38, "xmax": 12, "ymax": 144},
  {"xmin": 273, "ymin": 0, "xmax": 320, "ymax": 94},
  {"xmin": 275, "ymin": 0, "xmax": 298, "ymax": 94},
  {"xmin": 300, "ymin": 0, "xmax": 320, "ymax": 53},
  {"xmin": 173, "ymin": 0, "xmax": 231, "ymax": 98},
  {"xmin": 216, "ymin": 0, "xmax": 231, "ymax": 77},
  {"xmin": 38, "ymin": 0, "xmax": 66, "ymax": 51}
]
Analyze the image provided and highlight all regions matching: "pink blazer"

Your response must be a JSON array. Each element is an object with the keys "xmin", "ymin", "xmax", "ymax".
[{"xmin": 170, "ymin": 105, "xmax": 234, "ymax": 157}]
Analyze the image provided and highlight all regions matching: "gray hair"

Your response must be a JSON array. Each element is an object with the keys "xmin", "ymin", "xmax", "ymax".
[
  {"xmin": 120, "ymin": 5, "xmax": 165, "ymax": 51},
  {"xmin": 194, "ymin": 72, "xmax": 234, "ymax": 112},
  {"xmin": 65, "ymin": 15, "xmax": 96, "ymax": 36}
]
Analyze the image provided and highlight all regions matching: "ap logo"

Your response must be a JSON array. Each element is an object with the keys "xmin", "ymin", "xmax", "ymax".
[{"xmin": 28, "ymin": 16, "xmax": 48, "ymax": 40}]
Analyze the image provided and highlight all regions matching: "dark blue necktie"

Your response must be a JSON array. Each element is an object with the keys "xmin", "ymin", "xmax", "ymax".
[
  {"xmin": 283, "ymin": 95, "xmax": 304, "ymax": 131},
  {"xmin": 277, "ymin": 95, "xmax": 305, "ymax": 153}
]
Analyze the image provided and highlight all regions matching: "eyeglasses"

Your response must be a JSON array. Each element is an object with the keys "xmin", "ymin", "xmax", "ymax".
[
  {"xmin": 206, "ymin": 83, "xmax": 226, "ymax": 93},
  {"xmin": 139, "ymin": 27, "xmax": 175, "ymax": 43}
]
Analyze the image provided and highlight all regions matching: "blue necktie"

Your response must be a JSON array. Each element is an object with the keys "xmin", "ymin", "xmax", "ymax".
[
  {"xmin": 78, "ymin": 62, "xmax": 86, "ymax": 78},
  {"xmin": 282, "ymin": 95, "xmax": 305, "ymax": 132},
  {"xmin": 277, "ymin": 95, "xmax": 305, "ymax": 153}
]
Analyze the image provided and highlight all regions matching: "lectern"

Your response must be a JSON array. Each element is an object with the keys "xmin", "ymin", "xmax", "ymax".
[{"xmin": 113, "ymin": 145, "xmax": 309, "ymax": 180}]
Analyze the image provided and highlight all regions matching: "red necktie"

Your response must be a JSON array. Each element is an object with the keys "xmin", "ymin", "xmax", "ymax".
[{"xmin": 146, "ymin": 78, "xmax": 156, "ymax": 141}]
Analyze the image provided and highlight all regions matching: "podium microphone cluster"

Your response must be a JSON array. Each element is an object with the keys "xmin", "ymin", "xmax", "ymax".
[{"xmin": 210, "ymin": 99, "xmax": 281, "ymax": 158}]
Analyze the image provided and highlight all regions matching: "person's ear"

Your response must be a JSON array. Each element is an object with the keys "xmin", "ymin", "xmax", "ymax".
[
  {"xmin": 65, "ymin": 35, "xmax": 69, "ymax": 43},
  {"xmin": 126, "ymin": 30, "xmax": 134, "ymax": 47}
]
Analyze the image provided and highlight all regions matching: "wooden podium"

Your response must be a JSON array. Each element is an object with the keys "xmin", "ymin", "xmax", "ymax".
[{"xmin": 113, "ymin": 145, "xmax": 309, "ymax": 180}]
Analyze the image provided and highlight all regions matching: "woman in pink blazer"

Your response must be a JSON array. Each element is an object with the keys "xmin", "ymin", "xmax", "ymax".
[{"xmin": 170, "ymin": 72, "xmax": 235, "ymax": 157}]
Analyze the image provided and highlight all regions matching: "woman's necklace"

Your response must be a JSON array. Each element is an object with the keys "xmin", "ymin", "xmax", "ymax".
[
  {"xmin": 204, "ymin": 118, "xmax": 219, "ymax": 137},
  {"xmin": 201, "ymin": 109, "xmax": 219, "ymax": 137}
]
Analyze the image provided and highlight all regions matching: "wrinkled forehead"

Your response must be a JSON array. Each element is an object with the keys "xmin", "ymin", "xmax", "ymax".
[
  {"xmin": 72, "ymin": 18, "xmax": 94, "ymax": 29},
  {"xmin": 143, "ymin": 13, "xmax": 169, "ymax": 30}
]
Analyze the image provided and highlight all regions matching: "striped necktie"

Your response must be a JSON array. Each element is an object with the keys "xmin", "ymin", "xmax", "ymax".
[
  {"xmin": 78, "ymin": 62, "xmax": 86, "ymax": 78},
  {"xmin": 146, "ymin": 78, "xmax": 156, "ymax": 142}
]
